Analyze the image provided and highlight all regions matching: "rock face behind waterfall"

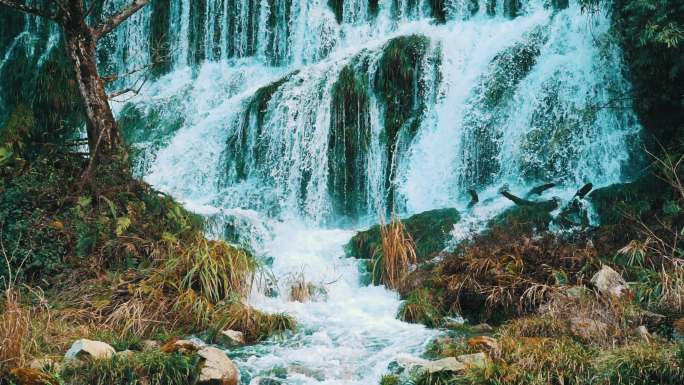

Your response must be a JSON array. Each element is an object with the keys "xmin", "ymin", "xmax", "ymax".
[{"xmin": 346, "ymin": 208, "xmax": 460, "ymax": 261}]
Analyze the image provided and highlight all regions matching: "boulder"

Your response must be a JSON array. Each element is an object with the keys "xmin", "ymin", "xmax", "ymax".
[
  {"xmin": 396, "ymin": 353, "xmax": 470, "ymax": 373},
  {"xmin": 10, "ymin": 368, "xmax": 58, "ymax": 385},
  {"xmin": 457, "ymin": 352, "xmax": 488, "ymax": 368},
  {"xmin": 219, "ymin": 329, "xmax": 245, "ymax": 346},
  {"xmin": 346, "ymin": 208, "xmax": 460, "ymax": 261},
  {"xmin": 160, "ymin": 338, "xmax": 202, "ymax": 354},
  {"xmin": 64, "ymin": 339, "xmax": 115, "ymax": 360},
  {"xmin": 591, "ymin": 265, "xmax": 628, "ymax": 297},
  {"xmin": 423, "ymin": 357, "xmax": 466, "ymax": 373},
  {"xmin": 198, "ymin": 347, "xmax": 239, "ymax": 385}
]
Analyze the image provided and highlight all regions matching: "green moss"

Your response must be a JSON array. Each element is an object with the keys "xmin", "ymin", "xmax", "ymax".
[
  {"xmin": 328, "ymin": 64, "xmax": 372, "ymax": 219},
  {"xmin": 398, "ymin": 288, "xmax": 444, "ymax": 327},
  {"xmin": 589, "ymin": 174, "xmax": 670, "ymax": 225},
  {"xmin": 374, "ymin": 35, "xmax": 431, "ymax": 210},
  {"xmin": 225, "ymin": 72, "xmax": 295, "ymax": 181},
  {"xmin": 461, "ymin": 28, "xmax": 545, "ymax": 186},
  {"xmin": 380, "ymin": 374, "xmax": 401, "ymax": 385},
  {"xmin": 611, "ymin": 0, "xmax": 684, "ymax": 146},
  {"xmin": 347, "ymin": 208, "xmax": 460, "ymax": 261},
  {"xmin": 226, "ymin": 0, "xmax": 260, "ymax": 58},
  {"xmin": 328, "ymin": 0, "xmax": 344, "ymax": 23},
  {"xmin": 118, "ymin": 101, "xmax": 185, "ymax": 175},
  {"xmin": 503, "ymin": 0, "xmax": 523, "ymax": 18},
  {"xmin": 0, "ymin": 104, "xmax": 35, "ymax": 153},
  {"xmin": 491, "ymin": 204, "xmax": 554, "ymax": 233},
  {"xmin": 265, "ymin": 0, "xmax": 293, "ymax": 65},
  {"xmin": 429, "ymin": 0, "xmax": 448, "ymax": 23}
]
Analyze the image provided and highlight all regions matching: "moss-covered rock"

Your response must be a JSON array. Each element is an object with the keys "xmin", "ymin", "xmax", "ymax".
[
  {"xmin": 374, "ymin": 34, "xmax": 432, "ymax": 211},
  {"xmin": 346, "ymin": 208, "xmax": 460, "ymax": 261},
  {"xmin": 223, "ymin": 72, "xmax": 296, "ymax": 182},
  {"xmin": 589, "ymin": 174, "xmax": 670, "ymax": 226},
  {"xmin": 461, "ymin": 27, "xmax": 545, "ymax": 187},
  {"xmin": 490, "ymin": 204, "xmax": 554, "ymax": 233},
  {"xmin": 328, "ymin": 64, "xmax": 372, "ymax": 219}
]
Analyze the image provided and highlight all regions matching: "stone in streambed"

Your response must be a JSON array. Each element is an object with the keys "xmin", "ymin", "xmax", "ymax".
[
  {"xmin": 219, "ymin": 329, "xmax": 246, "ymax": 346},
  {"xmin": 198, "ymin": 347, "xmax": 239, "ymax": 385}
]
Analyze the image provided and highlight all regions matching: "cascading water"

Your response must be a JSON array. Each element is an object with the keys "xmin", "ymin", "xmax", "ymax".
[{"xmin": 0, "ymin": 0, "xmax": 643, "ymax": 383}]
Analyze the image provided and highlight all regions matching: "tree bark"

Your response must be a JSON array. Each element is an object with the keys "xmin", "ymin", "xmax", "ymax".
[{"xmin": 59, "ymin": 3, "xmax": 125, "ymax": 165}]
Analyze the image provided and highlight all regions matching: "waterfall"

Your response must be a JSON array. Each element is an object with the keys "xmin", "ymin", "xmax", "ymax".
[
  {"xmin": 108, "ymin": 0, "xmax": 640, "ymax": 225},
  {"xmin": 0, "ymin": 0, "xmax": 642, "ymax": 383}
]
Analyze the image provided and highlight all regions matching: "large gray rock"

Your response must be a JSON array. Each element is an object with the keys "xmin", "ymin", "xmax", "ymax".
[
  {"xmin": 591, "ymin": 265, "xmax": 628, "ymax": 297},
  {"xmin": 64, "ymin": 339, "xmax": 115, "ymax": 360},
  {"xmin": 219, "ymin": 329, "xmax": 245, "ymax": 346},
  {"xmin": 198, "ymin": 347, "xmax": 239, "ymax": 385}
]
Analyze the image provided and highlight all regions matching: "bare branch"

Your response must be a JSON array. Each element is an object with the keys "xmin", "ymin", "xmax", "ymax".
[
  {"xmin": 0, "ymin": 0, "xmax": 60, "ymax": 21},
  {"xmin": 108, "ymin": 74, "xmax": 149, "ymax": 102},
  {"xmin": 93, "ymin": 0, "xmax": 149, "ymax": 40}
]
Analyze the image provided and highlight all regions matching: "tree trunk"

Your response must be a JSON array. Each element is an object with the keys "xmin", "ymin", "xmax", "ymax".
[{"xmin": 63, "ymin": 18, "xmax": 125, "ymax": 162}]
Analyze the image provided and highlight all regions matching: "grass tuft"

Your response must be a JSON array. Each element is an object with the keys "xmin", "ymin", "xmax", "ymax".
[{"xmin": 372, "ymin": 216, "xmax": 417, "ymax": 289}]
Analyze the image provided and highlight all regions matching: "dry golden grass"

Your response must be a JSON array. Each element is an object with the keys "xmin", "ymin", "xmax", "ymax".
[
  {"xmin": 438, "ymin": 227, "xmax": 599, "ymax": 319},
  {"xmin": 104, "ymin": 232, "xmax": 256, "ymax": 337},
  {"xmin": 373, "ymin": 215, "xmax": 417, "ymax": 289},
  {"xmin": 0, "ymin": 290, "xmax": 29, "ymax": 371}
]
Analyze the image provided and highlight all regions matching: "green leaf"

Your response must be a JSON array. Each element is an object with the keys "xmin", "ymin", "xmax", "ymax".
[{"xmin": 116, "ymin": 217, "xmax": 132, "ymax": 236}]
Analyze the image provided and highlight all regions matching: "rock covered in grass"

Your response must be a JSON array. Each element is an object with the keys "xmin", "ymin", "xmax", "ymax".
[
  {"xmin": 591, "ymin": 265, "xmax": 628, "ymax": 297},
  {"xmin": 219, "ymin": 329, "xmax": 246, "ymax": 346},
  {"xmin": 346, "ymin": 208, "xmax": 460, "ymax": 261},
  {"xmin": 197, "ymin": 347, "xmax": 239, "ymax": 385},
  {"xmin": 64, "ymin": 339, "xmax": 115, "ymax": 360}
]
